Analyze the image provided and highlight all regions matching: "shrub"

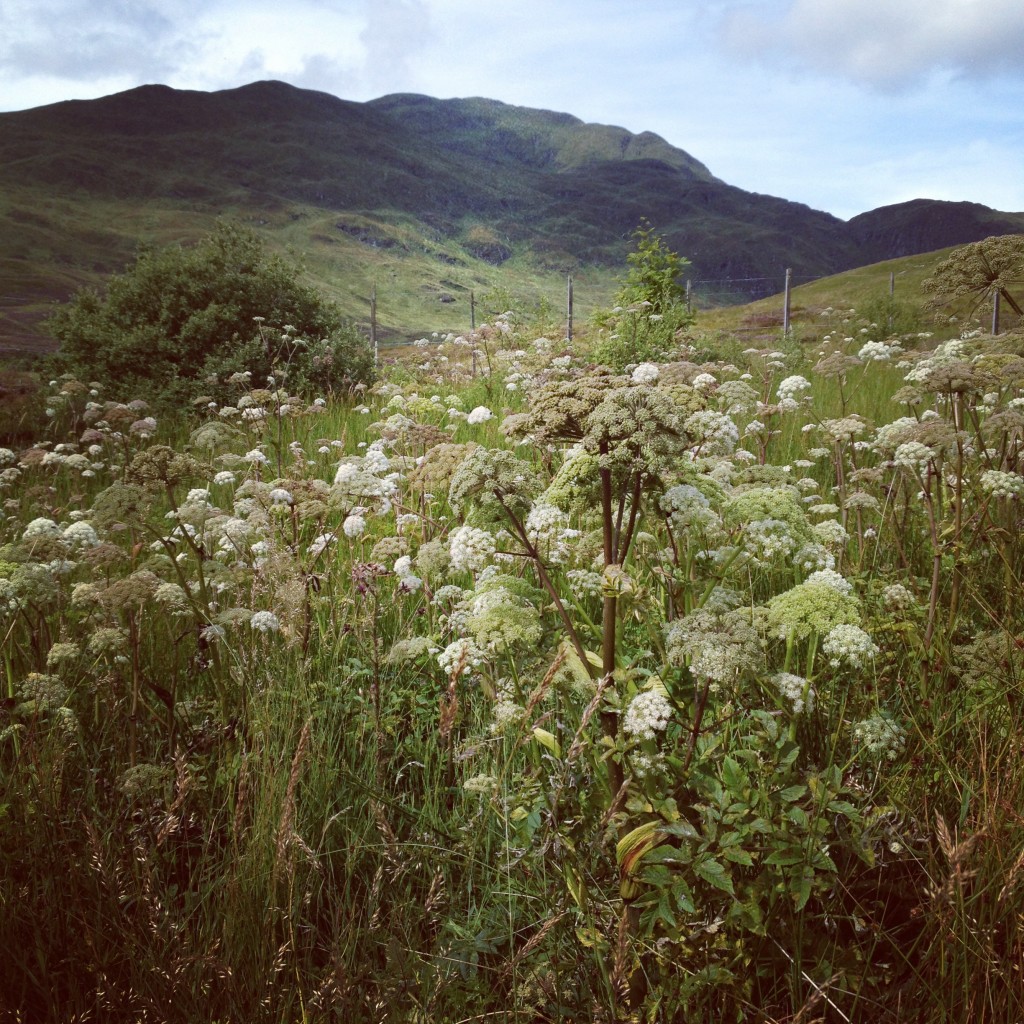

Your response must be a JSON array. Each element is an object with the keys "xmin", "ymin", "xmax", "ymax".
[{"xmin": 47, "ymin": 222, "xmax": 374, "ymax": 403}]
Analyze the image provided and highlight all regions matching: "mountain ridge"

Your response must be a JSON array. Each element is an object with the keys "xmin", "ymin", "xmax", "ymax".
[{"xmin": 1, "ymin": 80, "xmax": 1022, "ymax": 352}]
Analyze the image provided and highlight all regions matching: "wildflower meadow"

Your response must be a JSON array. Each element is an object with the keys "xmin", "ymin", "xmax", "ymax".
[{"xmin": 2, "ymin": 243, "xmax": 1024, "ymax": 1022}]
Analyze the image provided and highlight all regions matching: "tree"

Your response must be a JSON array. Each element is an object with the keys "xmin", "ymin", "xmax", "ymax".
[
  {"xmin": 617, "ymin": 219, "xmax": 690, "ymax": 315},
  {"xmin": 591, "ymin": 222, "xmax": 694, "ymax": 370},
  {"xmin": 923, "ymin": 234, "xmax": 1024, "ymax": 322},
  {"xmin": 48, "ymin": 222, "xmax": 374, "ymax": 401}
]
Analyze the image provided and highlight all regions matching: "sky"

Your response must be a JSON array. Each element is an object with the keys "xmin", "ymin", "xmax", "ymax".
[{"xmin": 2, "ymin": 0, "xmax": 1023, "ymax": 221}]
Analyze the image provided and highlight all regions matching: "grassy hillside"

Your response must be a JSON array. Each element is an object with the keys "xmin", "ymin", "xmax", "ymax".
[
  {"xmin": 694, "ymin": 246, "xmax": 986, "ymax": 343},
  {"xmin": 3, "ymin": 80, "xmax": 1024, "ymax": 356}
]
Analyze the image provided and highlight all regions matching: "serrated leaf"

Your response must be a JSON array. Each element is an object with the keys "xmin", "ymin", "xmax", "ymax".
[
  {"xmin": 721, "ymin": 756, "xmax": 747, "ymax": 791},
  {"xmin": 722, "ymin": 847, "xmax": 755, "ymax": 867},
  {"xmin": 694, "ymin": 857, "xmax": 734, "ymax": 894},
  {"xmin": 792, "ymin": 872, "xmax": 813, "ymax": 911},
  {"xmin": 827, "ymin": 800, "xmax": 858, "ymax": 817},
  {"xmin": 787, "ymin": 806, "xmax": 808, "ymax": 827}
]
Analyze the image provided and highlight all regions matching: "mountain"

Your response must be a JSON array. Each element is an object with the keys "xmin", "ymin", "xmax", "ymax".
[{"xmin": 1, "ymin": 80, "xmax": 1023, "ymax": 354}]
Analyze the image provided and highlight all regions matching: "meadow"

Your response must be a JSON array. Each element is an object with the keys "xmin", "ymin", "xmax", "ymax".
[{"xmin": 2, "ymin": 292, "xmax": 1024, "ymax": 1023}]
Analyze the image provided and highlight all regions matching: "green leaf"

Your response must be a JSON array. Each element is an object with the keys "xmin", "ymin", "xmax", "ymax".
[
  {"xmin": 827, "ymin": 800, "xmax": 858, "ymax": 817},
  {"xmin": 532, "ymin": 727, "xmax": 561, "ymax": 757},
  {"xmin": 764, "ymin": 848, "xmax": 806, "ymax": 867},
  {"xmin": 792, "ymin": 870, "xmax": 814, "ymax": 911},
  {"xmin": 721, "ymin": 756, "xmax": 747, "ymax": 791},
  {"xmin": 722, "ymin": 847, "xmax": 755, "ymax": 867},
  {"xmin": 787, "ymin": 806, "xmax": 809, "ymax": 828},
  {"xmin": 662, "ymin": 820, "xmax": 700, "ymax": 841},
  {"xmin": 694, "ymin": 857, "xmax": 735, "ymax": 894},
  {"xmin": 674, "ymin": 882, "xmax": 697, "ymax": 914},
  {"xmin": 777, "ymin": 784, "xmax": 807, "ymax": 802}
]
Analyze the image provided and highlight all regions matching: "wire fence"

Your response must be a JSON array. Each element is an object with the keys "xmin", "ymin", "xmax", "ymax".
[{"xmin": 360, "ymin": 267, "xmax": 908, "ymax": 353}]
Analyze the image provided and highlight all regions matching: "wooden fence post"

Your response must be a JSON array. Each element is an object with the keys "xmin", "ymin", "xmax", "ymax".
[
  {"xmin": 993, "ymin": 288, "xmax": 1001, "ymax": 336},
  {"xmin": 566, "ymin": 274, "xmax": 573, "ymax": 342},
  {"xmin": 783, "ymin": 268, "xmax": 792, "ymax": 335},
  {"xmin": 370, "ymin": 285, "xmax": 378, "ymax": 365}
]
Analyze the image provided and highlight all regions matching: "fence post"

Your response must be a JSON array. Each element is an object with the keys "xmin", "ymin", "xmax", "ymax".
[
  {"xmin": 889, "ymin": 271, "xmax": 895, "ymax": 297},
  {"xmin": 685, "ymin": 278, "xmax": 692, "ymax": 313},
  {"xmin": 370, "ymin": 284, "xmax": 378, "ymax": 365},
  {"xmin": 566, "ymin": 274, "xmax": 574, "ymax": 342},
  {"xmin": 783, "ymin": 268, "xmax": 792, "ymax": 335},
  {"xmin": 992, "ymin": 288, "xmax": 1001, "ymax": 336},
  {"xmin": 470, "ymin": 290, "xmax": 476, "ymax": 331}
]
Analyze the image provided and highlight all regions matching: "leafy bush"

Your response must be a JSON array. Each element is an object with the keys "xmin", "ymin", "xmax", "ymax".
[
  {"xmin": 590, "ymin": 222, "xmax": 695, "ymax": 369},
  {"xmin": 47, "ymin": 222, "xmax": 374, "ymax": 402}
]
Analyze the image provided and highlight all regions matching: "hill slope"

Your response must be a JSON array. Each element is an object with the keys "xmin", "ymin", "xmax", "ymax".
[{"xmin": 1, "ymin": 80, "xmax": 1023, "ymax": 353}]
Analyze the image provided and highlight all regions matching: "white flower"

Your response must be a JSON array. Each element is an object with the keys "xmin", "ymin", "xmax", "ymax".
[
  {"xmin": 62, "ymin": 520, "xmax": 100, "ymax": 550},
  {"xmin": 448, "ymin": 525, "xmax": 495, "ymax": 573},
  {"xmin": 822, "ymin": 623, "xmax": 878, "ymax": 668},
  {"xmin": 777, "ymin": 375, "xmax": 812, "ymax": 407},
  {"xmin": 804, "ymin": 568, "xmax": 853, "ymax": 595},
  {"xmin": 980, "ymin": 470, "xmax": 1024, "ymax": 500},
  {"xmin": 852, "ymin": 713, "xmax": 905, "ymax": 761},
  {"xmin": 623, "ymin": 689, "xmax": 672, "ymax": 741},
  {"xmin": 691, "ymin": 372, "xmax": 717, "ymax": 391},
  {"xmin": 437, "ymin": 637, "xmax": 484, "ymax": 677},
  {"xmin": 244, "ymin": 449, "xmax": 269, "ymax": 465},
  {"xmin": 213, "ymin": 470, "xmax": 236, "ymax": 486},
  {"xmin": 858, "ymin": 340, "xmax": 903, "ymax": 362},
  {"xmin": 269, "ymin": 487, "xmax": 293, "ymax": 505},
  {"xmin": 343, "ymin": 513, "xmax": 367, "ymax": 539},
  {"xmin": 467, "ymin": 406, "xmax": 494, "ymax": 425},
  {"xmin": 250, "ymin": 610, "xmax": 281, "ymax": 633},
  {"xmin": 630, "ymin": 362, "xmax": 660, "ymax": 384},
  {"xmin": 881, "ymin": 582, "xmax": 915, "ymax": 610},
  {"xmin": 892, "ymin": 441, "xmax": 934, "ymax": 472},
  {"xmin": 772, "ymin": 672, "xmax": 814, "ymax": 714},
  {"xmin": 308, "ymin": 533, "xmax": 335, "ymax": 558},
  {"xmin": 23, "ymin": 517, "xmax": 62, "ymax": 541},
  {"xmin": 685, "ymin": 410, "xmax": 739, "ymax": 455},
  {"xmin": 524, "ymin": 502, "xmax": 577, "ymax": 564}
]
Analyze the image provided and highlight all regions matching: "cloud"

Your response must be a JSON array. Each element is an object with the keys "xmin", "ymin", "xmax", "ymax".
[
  {"xmin": 359, "ymin": 0, "xmax": 433, "ymax": 93},
  {"xmin": 0, "ymin": 0, "xmax": 208, "ymax": 82},
  {"xmin": 720, "ymin": 0, "xmax": 1024, "ymax": 90}
]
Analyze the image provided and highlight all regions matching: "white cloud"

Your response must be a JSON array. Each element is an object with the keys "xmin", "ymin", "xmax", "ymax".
[{"xmin": 720, "ymin": 0, "xmax": 1024, "ymax": 90}]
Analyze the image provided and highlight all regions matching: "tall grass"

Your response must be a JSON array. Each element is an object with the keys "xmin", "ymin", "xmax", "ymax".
[{"xmin": 2, "ymin": 312, "xmax": 1024, "ymax": 1022}]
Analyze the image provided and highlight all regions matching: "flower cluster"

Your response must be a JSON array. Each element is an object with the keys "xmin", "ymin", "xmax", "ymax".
[
  {"xmin": 980, "ymin": 469, "xmax": 1024, "ymax": 500},
  {"xmin": 772, "ymin": 672, "xmax": 814, "ymax": 714},
  {"xmin": 852, "ymin": 713, "xmax": 906, "ymax": 761},
  {"xmin": 623, "ymin": 688, "xmax": 673, "ymax": 741},
  {"xmin": 448, "ymin": 524, "xmax": 496, "ymax": 574},
  {"xmin": 436, "ymin": 637, "xmax": 485, "ymax": 678},
  {"xmin": 822, "ymin": 623, "xmax": 878, "ymax": 668}
]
